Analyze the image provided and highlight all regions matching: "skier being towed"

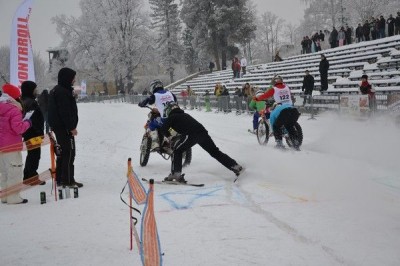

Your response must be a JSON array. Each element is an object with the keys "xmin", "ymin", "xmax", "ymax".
[{"xmin": 151, "ymin": 102, "xmax": 244, "ymax": 183}]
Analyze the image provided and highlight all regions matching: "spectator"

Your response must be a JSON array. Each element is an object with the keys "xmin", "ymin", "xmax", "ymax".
[
  {"xmin": 187, "ymin": 85, "xmax": 196, "ymax": 110},
  {"xmin": 395, "ymin": 12, "xmax": 400, "ymax": 35},
  {"xmin": 48, "ymin": 67, "xmax": 83, "ymax": 188},
  {"xmin": 319, "ymin": 54, "xmax": 329, "ymax": 93},
  {"xmin": 209, "ymin": 61, "xmax": 215, "ymax": 73},
  {"xmin": 338, "ymin": 27, "xmax": 346, "ymax": 46},
  {"xmin": 274, "ymin": 51, "xmax": 283, "ymax": 62},
  {"xmin": 21, "ymin": 81, "xmax": 45, "ymax": 186},
  {"xmin": 204, "ymin": 90, "xmax": 211, "ymax": 112},
  {"xmin": 0, "ymin": 84, "xmax": 32, "ymax": 204},
  {"xmin": 359, "ymin": 75, "xmax": 376, "ymax": 112},
  {"xmin": 319, "ymin": 30, "xmax": 325, "ymax": 42},
  {"xmin": 329, "ymin": 27, "xmax": 338, "ymax": 48},
  {"xmin": 355, "ymin": 23, "xmax": 363, "ymax": 42},
  {"xmin": 240, "ymin": 56, "xmax": 247, "ymax": 76},
  {"xmin": 180, "ymin": 89, "xmax": 188, "ymax": 109},
  {"xmin": 234, "ymin": 57, "xmax": 241, "ymax": 78},
  {"xmin": 363, "ymin": 20, "xmax": 371, "ymax": 41},
  {"xmin": 301, "ymin": 37, "xmax": 307, "ymax": 54},
  {"xmin": 231, "ymin": 58, "xmax": 237, "ymax": 78},
  {"xmin": 214, "ymin": 83, "xmax": 223, "ymax": 113},
  {"xmin": 378, "ymin": 15, "xmax": 386, "ymax": 39},
  {"xmin": 302, "ymin": 70, "xmax": 314, "ymax": 106},
  {"xmin": 387, "ymin": 14, "xmax": 395, "ymax": 37},
  {"xmin": 234, "ymin": 87, "xmax": 243, "ymax": 115},
  {"xmin": 345, "ymin": 25, "xmax": 352, "ymax": 45},
  {"xmin": 306, "ymin": 36, "xmax": 312, "ymax": 53},
  {"xmin": 38, "ymin": 89, "xmax": 49, "ymax": 133},
  {"xmin": 221, "ymin": 84, "xmax": 231, "ymax": 113},
  {"xmin": 370, "ymin": 17, "xmax": 377, "ymax": 40},
  {"xmin": 242, "ymin": 83, "xmax": 253, "ymax": 113},
  {"xmin": 142, "ymin": 88, "xmax": 149, "ymax": 95}
]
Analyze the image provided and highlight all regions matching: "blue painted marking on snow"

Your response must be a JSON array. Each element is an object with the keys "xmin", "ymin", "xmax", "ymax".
[
  {"xmin": 160, "ymin": 185, "xmax": 224, "ymax": 210},
  {"xmin": 232, "ymin": 185, "xmax": 247, "ymax": 203}
]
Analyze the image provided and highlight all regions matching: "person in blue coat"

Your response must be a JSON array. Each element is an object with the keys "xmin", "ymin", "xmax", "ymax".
[{"xmin": 269, "ymin": 103, "xmax": 301, "ymax": 149}]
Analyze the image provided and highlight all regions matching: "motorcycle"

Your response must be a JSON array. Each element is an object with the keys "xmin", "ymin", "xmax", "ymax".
[
  {"xmin": 139, "ymin": 107, "xmax": 192, "ymax": 167},
  {"xmin": 256, "ymin": 108, "xmax": 303, "ymax": 149}
]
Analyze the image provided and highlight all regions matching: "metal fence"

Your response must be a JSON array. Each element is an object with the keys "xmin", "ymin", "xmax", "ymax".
[{"xmin": 79, "ymin": 92, "xmax": 400, "ymax": 118}]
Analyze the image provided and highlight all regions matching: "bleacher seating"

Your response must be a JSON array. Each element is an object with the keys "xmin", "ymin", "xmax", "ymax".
[{"xmin": 169, "ymin": 35, "xmax": 400, "ymax": 96}]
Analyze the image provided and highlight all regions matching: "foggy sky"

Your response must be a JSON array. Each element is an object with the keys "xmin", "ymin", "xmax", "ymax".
[{"xmin": 0, "ymin": 0, "xmax": 304, "ymax": 62}]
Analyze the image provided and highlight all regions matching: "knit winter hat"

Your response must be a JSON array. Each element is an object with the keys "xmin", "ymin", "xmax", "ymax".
[
  {"xmin": 21, "ymin": 80, "xmax": 37, "ymax": 98},
  {"xmin": 2, "ymin": 83, "xmax": 21, "ymax": 100}
]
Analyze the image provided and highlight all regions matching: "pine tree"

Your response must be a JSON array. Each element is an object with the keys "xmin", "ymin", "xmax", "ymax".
[{"xmin": 149, "ymin": 0, "xmax": 182, "ymax": 83}]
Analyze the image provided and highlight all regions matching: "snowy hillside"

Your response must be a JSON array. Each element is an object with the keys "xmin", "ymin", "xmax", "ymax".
[{"xmin": 1, "ymin": 103, "xmax": 400, "ymax": 266}]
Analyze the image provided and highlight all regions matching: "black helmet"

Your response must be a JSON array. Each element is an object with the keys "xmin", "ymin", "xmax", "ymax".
[
  {"xmin": 164, "ymin": 101, "xmax": 179, "ymax": 117},
  {"xmin": 150, "ymin": 79, "xmax": 164, "ymax": 94}
]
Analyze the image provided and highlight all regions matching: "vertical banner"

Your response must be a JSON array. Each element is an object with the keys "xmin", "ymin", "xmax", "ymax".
[
  {"xmin": 10, "ymin": 0, "xmax": 35, "ymax": 86},
  {"xmin": 141, "ymin": 180, "xmax": 163, "ymax": 266}
]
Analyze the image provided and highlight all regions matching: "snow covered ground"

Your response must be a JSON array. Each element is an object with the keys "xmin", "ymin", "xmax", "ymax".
[{"xmin": 1, "ymin": 103, "xmax": 400, "ymax": 266}]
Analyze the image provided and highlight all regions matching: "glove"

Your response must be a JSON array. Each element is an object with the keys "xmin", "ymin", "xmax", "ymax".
[
  {"xmin": 23, "ymin": 110, "xmax": 34, "ymax": 121},
  {"xmin": 138, "ymin": 101, "xmax": 145, "ymax": 107}
]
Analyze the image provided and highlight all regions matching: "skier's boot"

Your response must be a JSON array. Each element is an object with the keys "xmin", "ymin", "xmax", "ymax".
[{"xmin": 164, "ymin": 172, "xmax": 186, "ymax": 183}]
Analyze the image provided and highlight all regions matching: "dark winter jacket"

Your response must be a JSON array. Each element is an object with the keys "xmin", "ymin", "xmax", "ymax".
[
  {"xmin": 356, "ymin": 26, "xmax": 363, "ymax": 38},
  {"xmin": 38, "ymin": 90, "xmax": 49, "ymax": 114},
  {"xmin": 363, "ymin": 23, "xmax": 370, "ymax": 36},
  {"xmin": 302, "ymin": 74, "xmax": 315, "ymax": 93},
  {"xmin": 378, "ymin": 17, "xmax": 386, "ymax": 29},
  {"xmin": 48, "ymin": 67, "xmax": 79, "ymax": 132},
  {"xmin": 159, "ymin": 108, "xmax": 207, "ymax": 138},
  {"xmin": 21, "ymin": 81, "xmax": 44, "ymax": 140},
  {"xmin": 319, "ymin": 58, "xmax": 329, "ymax": 75},
  {"xmin": 330, "ymin": 29, "xmax": 338, "ymax": 42},
  {"xmin": 395, "ymin": 16, "xmax": 400, "ymax": 27}
]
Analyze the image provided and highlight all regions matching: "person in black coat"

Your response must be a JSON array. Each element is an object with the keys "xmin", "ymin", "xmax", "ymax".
[
  {"xmin": 48, "ymin": 67, "xmax": 83, "ymax": 188},
  {"xmin": 21, "ymin": 81, "xmax": 45, "ymax": 185},
  {"xmin": 355, "ymin": 24, "xmax": 363, "ymax": 42},
  {"xmin": 329, "ymin": 27, "xmax": 338, "ymax": 48},
  {"xmin": 363, "ymin": 20, "xmax": 371, "ymax": 41},
  {"xmin": 38, "ymin": 89, "xmax": 49, "ymax": 133},
  {"xmin": 387, "ymin": 14, "xmax": 395, "ymax": 37},
  {"xmin": 319, "ymin": 54, "xmax": 329, "ymax": 92},
  {"xmin": 302, "ymin": 70, "xmax": 314, "ymax": 105},
  {"xmin": 157, "ymin": 103, "xmax": 243, "ymax": 182}
]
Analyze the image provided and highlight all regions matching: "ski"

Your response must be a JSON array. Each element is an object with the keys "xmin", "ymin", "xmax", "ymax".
[
  {"xmin": 0, "ymin": 169, "xmax": 53, "ymax": 199},
  {"xmin": 141, "ymin": 178, "xmax": 204, "ymax": 187}
]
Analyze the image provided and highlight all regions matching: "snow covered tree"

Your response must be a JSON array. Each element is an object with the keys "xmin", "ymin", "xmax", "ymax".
[
  {"xmin": 181, "ymin": 0, "xmax": 256, "ymax": 70},
  {"xmin": 251, "ymin": 11, "xmax": 285, "ymax": 63},
  {"xmin": 300, "ymin": 0, "xmax": 399, "ymax": 30},
  {"xmin": 53, "ymin": 0, "xmax": 152, "ymax": 93},
  {"xmin": 149, "ymin": 0, "xmax": 182, "ymax": 83},
  {"xmin": 182, "ymin": 28, "xmax": 198, "ymax": 74}
]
